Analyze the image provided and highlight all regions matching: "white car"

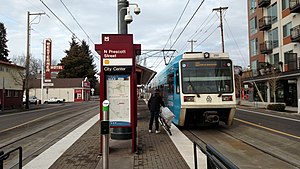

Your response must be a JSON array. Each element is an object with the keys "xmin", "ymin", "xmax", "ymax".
[
  {"xmin": 44, "ymin": 97, "xmax": 65, "ymax": 104},
  {"xmin": 23, "ymin": 96, "xmax": 40, "ymax": 104}
]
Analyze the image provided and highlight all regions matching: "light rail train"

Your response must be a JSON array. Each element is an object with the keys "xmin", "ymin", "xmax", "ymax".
[{"xmin": 149, "ymin": 52, "xmax": 236, "ymax": 126}]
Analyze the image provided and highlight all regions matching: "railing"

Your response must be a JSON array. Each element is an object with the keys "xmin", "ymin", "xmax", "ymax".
[
  {"xmin": 193, "ymin": 142, "xmax": 238, "ymax": 169},
  {"xmin": 258, "ymin": 16, "xmax": 271, "ymax": 31},
  {"xmin": 291, "ymin": 25, "xmax": 300, "ymax": 42},
  {"xmin": 259, "ymin": 41, "xmax": 273, "ymax": 54},
  {"xmin": 290, "ymin": 0, "xmax": 300, "ymax": 12},
  {"xmin": 258, "ymin": 0, "xmax": 271, "ymax": 8},
  {"xmin": 0, "ymin": 147, "xmax": 23, "ymax": 169}
]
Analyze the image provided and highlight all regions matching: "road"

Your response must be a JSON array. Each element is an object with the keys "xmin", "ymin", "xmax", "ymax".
[
  {"xmin": 0, "ymin": 101, "xmax": 99, "ymax": 168},
  {"xmin": 183, "ymin": 106, "xmax": 300, "ymax": 169}
]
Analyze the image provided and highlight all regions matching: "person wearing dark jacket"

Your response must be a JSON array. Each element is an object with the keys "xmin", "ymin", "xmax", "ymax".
[{"xmin": 148, "ymin": 89, "xmax": 165, "ymax": 134}]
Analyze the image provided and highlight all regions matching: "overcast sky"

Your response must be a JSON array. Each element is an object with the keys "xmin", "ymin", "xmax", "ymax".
[{"xmin": 0, "ymin": 0, "xmax": 249, "ymax": 73}]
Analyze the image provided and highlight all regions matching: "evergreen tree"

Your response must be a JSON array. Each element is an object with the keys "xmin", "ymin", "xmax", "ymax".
[
  {"xmin": 58, "ymin": 36, "xmax": 97, "ymax": 88},
  {"xmin": 0, "ymin": 22, "xmax": 10, "ymax": 62}
]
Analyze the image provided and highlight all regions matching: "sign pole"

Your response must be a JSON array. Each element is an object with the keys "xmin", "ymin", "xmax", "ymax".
[{"xmin": 102, "ymin": 100, "xmax": 110, "ymax": 169}]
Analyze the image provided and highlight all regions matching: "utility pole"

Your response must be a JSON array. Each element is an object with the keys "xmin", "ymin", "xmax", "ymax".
[
  {"xmin": 213, "ymin": 7, "xmax": 228, "ymax": 53},
  {"xmin": 118, "ymin": 0, "xmax": 129, "ymax": 34},
  {"xmin": 25, "ymin": 11, "xmax": 45, "ymax": 109},
  {"xmin": 188, "ymin": 40, "xmax": 197, "ymax": 52},
  {"xmin": 41, "ymin": 40, "xmax": 45, "ymax": 105}
]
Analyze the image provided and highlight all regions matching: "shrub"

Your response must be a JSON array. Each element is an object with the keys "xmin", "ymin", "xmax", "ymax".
[{"xmin": 267, "ymin": 103, "xmax": 286, "ymax": 111}]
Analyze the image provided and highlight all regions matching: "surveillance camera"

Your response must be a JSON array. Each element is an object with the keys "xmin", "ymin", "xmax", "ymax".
[
  {"xmin": 134, "ymin": 7, "xmax": 141, "ymax": 15},
  {"xmin": 124, "ymin": 14, "xmax": 133, "ymax": 24}
]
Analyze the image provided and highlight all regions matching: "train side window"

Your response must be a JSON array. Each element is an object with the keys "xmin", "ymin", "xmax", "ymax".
[
  {"xmin": 176, "ymin": 70, "xmax": 180, "ymax": 94},
  {"xmin": 167, "ymin": 73, "xmax": 174, "ymax": 94}
]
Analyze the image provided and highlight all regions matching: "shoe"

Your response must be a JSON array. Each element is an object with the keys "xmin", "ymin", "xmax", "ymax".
[
  {"xmin": 155, "ymin": 130, "xmax": 160, "ymax": 134},
  {"xmin": 149, "ymin": 130, "xmax": 152, "ymax": 133}
]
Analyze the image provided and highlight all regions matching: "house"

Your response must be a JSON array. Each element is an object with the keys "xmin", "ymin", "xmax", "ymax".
[
  {"xmin": 0, "ymin": 61, "xmax": 25, "ymax": 110},
  {"xmin": 28, "ymin": 77, "xmax": 91, "ymax": 103}
]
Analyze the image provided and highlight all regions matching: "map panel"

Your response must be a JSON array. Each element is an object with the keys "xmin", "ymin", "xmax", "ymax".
[{"xmin": 106, "ymin": 75, "xmax": 131, "ymax": 126}]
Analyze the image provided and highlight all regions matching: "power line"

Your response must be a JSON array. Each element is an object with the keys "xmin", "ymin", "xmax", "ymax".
[
  {"xmin": 169, "ymin": 0, "xmax": 206, "ymax": 50},
  {"xmin": 59, "ymin": 0, "xmax": 95, "ymax": 45},
  {"xmin": 153, "ymin": 0, "xmax": 206, "ymax": 71},
  {"xmin": 39, "ymin": 0, "xmax": 99, "ymax": 60},
  {"xmin": 224, "ymin": 17, "xmax": 248, "ymax": 68},
  {"xmin": 39, "ymin": 0, "xmax": 81, "ymax": 42},
  {"xmin": 195, "ymin": 26, "xmax": 219, "ymax": 49},
  {"xmin": 178, "ymin": 14, "xmax": 218, "ymax": 53},
  {"xmin": 163, "ymin": 0, "xmax": 191, "ymax": 50}
]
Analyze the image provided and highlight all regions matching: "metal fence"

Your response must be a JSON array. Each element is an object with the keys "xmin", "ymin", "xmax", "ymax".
[
  {"xmin": 0, "ymin": 147, "xmax": 22, "ymax": 169},
  {"xmin": 193, "ymin": 142, "xmax": 238, "ymax": 169}
]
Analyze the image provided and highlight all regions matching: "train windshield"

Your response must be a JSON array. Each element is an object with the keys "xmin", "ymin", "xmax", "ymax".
[{"xmin": 181, "ymin": 59, "xmax": 233, "ymax": 94}]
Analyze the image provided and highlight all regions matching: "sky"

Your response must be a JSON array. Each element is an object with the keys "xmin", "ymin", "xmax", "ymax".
[{"xmin": 0, "ymin": 0, "xmax": 249, "ymax": 74}]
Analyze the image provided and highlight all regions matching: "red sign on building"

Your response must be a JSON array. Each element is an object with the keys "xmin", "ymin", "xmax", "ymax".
[{"xmin": 45, "ymin": 39, "xmax": 52, "ymax": 79}]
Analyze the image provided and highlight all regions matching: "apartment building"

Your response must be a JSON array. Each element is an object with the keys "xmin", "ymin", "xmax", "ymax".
[{"xmin": 245, "ymin": 0, "xmax": 300, "ymax": 106}]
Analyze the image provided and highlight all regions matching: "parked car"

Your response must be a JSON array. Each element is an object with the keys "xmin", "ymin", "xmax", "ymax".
[
  {"xmin": 44, "ymin": 97, "xmax": 65, "ymax": 104},
  {"xmin": 23, "ymin": 96, "xmax": 41, "ymax": 104}
]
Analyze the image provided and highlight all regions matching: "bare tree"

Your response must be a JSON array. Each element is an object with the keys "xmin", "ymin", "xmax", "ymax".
[
  {"xmin": 11, "ymin": 55, "xmax": 42, "ymax": 98},
  {"xmin": 267, "ymin": 64, "xmax": 281, "ymax": 103}
]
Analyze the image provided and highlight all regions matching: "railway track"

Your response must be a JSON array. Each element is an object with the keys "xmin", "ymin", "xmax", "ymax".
[
  {"xmin": 0, "ymin": 102, "xmax": 99, "ymax": 168},
  {"xmin": 181, "ymin": 123, "xmax": 300, "ymax": 169}
]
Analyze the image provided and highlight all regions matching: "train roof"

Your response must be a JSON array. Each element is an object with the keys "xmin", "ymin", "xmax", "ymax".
[
  {"xmin": 149, "ymin": 52, "xmax": 230, "ymax": 86},
  {"xmin": 183, "ymin": 52, "xmax": 229, "ymax": 59}
]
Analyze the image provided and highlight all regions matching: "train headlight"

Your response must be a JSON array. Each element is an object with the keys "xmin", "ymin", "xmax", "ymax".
[
  {"xmin": 222, "ymin": 95, "xmax": 233, "ymax": 101},
  {"xmin": 184, "ymin": 96, "xmax": 195, "ymax": 102}
]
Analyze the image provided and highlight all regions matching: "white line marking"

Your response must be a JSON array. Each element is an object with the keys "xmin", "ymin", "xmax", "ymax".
[
  {"xmin": 23, "ymin": 114, "xmax": 99, "ymax": 169},
  {"xmin": 168, "ymin": 124, "xmax": 207, "ymax": 169},
  {"xmin": 237, "ymin": 108, "xmax": 300, "ymax": 122}
]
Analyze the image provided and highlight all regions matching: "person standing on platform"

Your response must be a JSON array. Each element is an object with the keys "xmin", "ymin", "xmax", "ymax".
[{"xmin": 148, "ymin": 89, "xmax": 165, "ymax": 134}]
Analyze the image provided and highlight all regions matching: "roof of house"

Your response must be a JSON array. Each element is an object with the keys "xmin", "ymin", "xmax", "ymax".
[
  {"xmin": 29, "ymin": 78, "xmax": 88, "ymax": 88},
  {"xmin": 0, "ymin": 60, "xmax": 25, "ymax": 69}
]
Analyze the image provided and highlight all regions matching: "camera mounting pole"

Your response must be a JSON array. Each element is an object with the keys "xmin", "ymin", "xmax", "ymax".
[{"xmin": 118, "ymin": 0, "xmax": 129, "ymax": 34}]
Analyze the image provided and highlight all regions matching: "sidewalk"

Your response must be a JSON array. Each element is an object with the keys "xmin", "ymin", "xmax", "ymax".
[
  {"xmin": 239, "ymin": 100, "xmax": 299, "ymax": 113},
  {"xmin": 46, "ymin": 100, "xmax": 190, "ymax": 169}
]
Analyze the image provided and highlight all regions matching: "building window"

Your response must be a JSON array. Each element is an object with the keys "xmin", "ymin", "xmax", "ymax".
[
  {"xmin": 250, "ymin": 17, "xmax": 257, "ymax": 35},
  {"xmin": 250, "ymin": 38, "xmax": 258, "ymax": 56},
  {"xmin": 14, "ymin": 90, "xmax": 19, "ymax": 97},
  {"xmin": 267, "ymin": 3, "xmax": 278, "ymax": 24},
  {"xmin": 270, "ymin": 53, "xmax": 280, "ymax": 69},
  {"xmin": 268, "ymin": 27, "xmax": 279, "ymax": 48},
  {"xmin": 252, "ymin": 60, "xmax": 258, "ymax": 76},
  {"xmin": 282, "ymin": 0, "xmax": 289, "ymax": 10},
  {"xmin": 5, "ymin": 90, "xmax": 11, "ymax": 97},
  {"xmin": 283, "ymin": 22, "xmax": 292, "ymax": 38},
  {"xmin": 249, "ymin": 0, "xmax": 256, "ymax": 14}
]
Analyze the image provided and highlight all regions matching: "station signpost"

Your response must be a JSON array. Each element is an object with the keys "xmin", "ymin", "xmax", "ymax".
[{"xmin": 95, "ymin": 34, "xmax": 141, "ymax": 153}]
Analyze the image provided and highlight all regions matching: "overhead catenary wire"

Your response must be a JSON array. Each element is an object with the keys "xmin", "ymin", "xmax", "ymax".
[
  {"xmin": 59, "ymin": 0, "xmax": 95, "ymax": 45},
  {"xmin": 39, "ymin": 0, "xmax": 99, "ymax": 60},
  {"xmin": 39, "ymin": 0, "xmax": 80, "ymax": 42},
  {"xmin": 168, "ymin": 0, "xmax": 206, "ymax": 50},
  {"xmin": 163, "ymin": 0, "xmax": 191, "ymax": 50},
  {"xmin": 152, "ymin": 0, "xmax": 206, "ymax": 70}
]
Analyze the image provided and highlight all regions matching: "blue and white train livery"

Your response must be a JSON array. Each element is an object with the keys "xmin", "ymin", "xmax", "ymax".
[{"xmin": 149, "ymin": 52, "xmax": 236, "ymax": 126}]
